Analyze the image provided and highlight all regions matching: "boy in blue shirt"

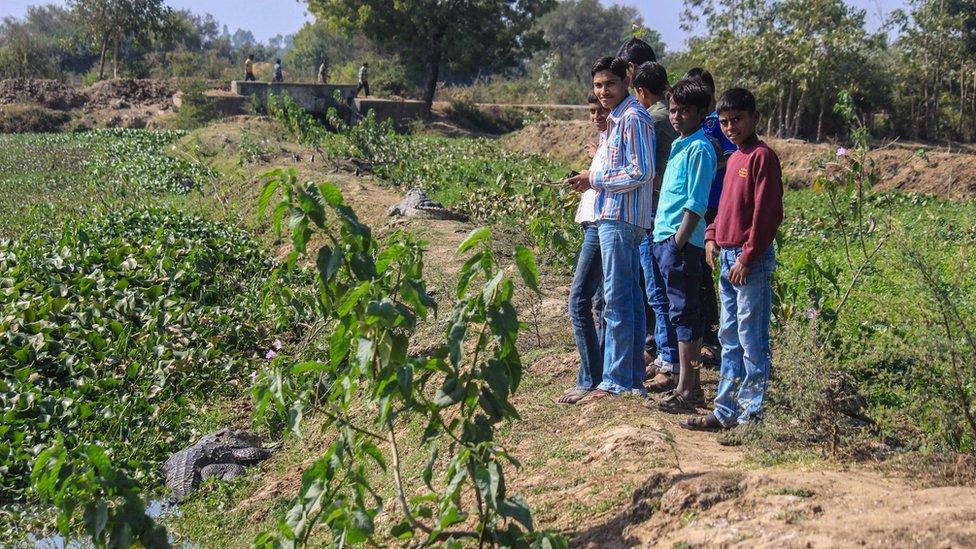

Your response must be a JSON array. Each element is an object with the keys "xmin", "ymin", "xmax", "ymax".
[{"xmin": 647, "ymin": 78, "xmax": 717, "ymax": 414}]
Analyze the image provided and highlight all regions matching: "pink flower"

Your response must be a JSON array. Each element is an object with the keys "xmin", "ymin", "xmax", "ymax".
[
  {"xmin": 836, "ymin": 147, "xmax": 849, "ymax": 158},
  {"xmin": 265, "ymin": 349, "xmax": 277, "ymax": 360},
  {"xmin": 272, "ymin": 338, "xmax": 284, "ymax": 351},
  {"xmin": 249, "ymin": 370, "xmax": 257, "ymax": 382}
]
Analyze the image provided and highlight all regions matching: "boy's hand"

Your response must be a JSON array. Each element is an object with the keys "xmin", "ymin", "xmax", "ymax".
[
  {"xmin": 728, "ymin": 260, "xmax": 750, "ymax": 285},
  {"xmin": 567, "ymin": 170, "xmax": 592, "ymax": 192},
  {"xmin": 705, "ymin": 240, "xmax": 718, "ymax": 269},
  {"xmin": 585, "ymin": 141, "xmax": 598, "ymax": 159}
]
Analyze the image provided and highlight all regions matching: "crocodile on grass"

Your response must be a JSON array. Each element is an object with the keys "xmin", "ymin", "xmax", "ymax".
[
  {"xmin": 388, "ymin": 187, "xmax": 470, "ymax": 222},
  {"xmin": 162, "ymin": 428, "xmax": 275, "ymax": 502}
]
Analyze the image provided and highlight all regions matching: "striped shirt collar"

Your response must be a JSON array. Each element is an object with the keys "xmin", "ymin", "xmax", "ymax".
[{"xmin": 606, "ymin": 94, "xmax": 638, "ymax": 123}]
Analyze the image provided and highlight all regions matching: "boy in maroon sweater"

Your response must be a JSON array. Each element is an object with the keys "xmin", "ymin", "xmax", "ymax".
[{"xmin": 681, "ymin": 88, "xmax": 783, "ymax": 442}]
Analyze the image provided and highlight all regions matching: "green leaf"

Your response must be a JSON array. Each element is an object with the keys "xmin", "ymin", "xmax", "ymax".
[
  {"xmin": 390, "ymin": 520, "xmax": 414, "ymax": 540},
  {"xmin": 319, "ymin": 182, "xmax": 345, "ymax": 206},
  {"xmin": 514, "ymin": 246, "xmax": 540, "ymax": 293},
  {"xmin": 83, "ymin": 500, "xmax": 108, "ymax": 540},
  {"xmin": 361, "ymin": 440, "xmax": 387, "ymax": 471},
  {"xmin": 316, "ymin": 245, "xmax": 342, "ymax": 285},
  {"xmin": 258, "ymin": 177, "xmax": 280, "ymax": 219},
  {"xmin": 434, "ymin": 376, "xmax": 464, "ymax": 407},
  {"xmin": 498, "ymin": 495, "xmax": 534, "ymax": 531},
  {"xmin": 397, "ymin": 364, "xmax": 413, "ymax": 399},
  {"xmin": 422, "ymin": 446, "xmax": 438, "ymax": 489},
  {"xmin": 457, "ymin": 227, "xmax": 490, "ymax": 255}
]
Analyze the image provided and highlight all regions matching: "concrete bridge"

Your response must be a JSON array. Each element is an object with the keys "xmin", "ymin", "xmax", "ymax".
[{"xmin": 228, "ymin": 81, "xmax": 428, "ymax": 130}]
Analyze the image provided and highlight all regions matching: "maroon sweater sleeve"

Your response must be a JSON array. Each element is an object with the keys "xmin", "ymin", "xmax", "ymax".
[{"xmin": 738, "ymin": 147, "xmax": 784, "ymax": 266}]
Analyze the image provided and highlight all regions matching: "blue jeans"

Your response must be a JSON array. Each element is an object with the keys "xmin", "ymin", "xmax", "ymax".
[
  {"xmin": 713, "ymin": 245, "xmax": 776, "ymax": 426},
  {"xmin": 639, "ymin": 234, "xmax": 678, "ymax": 371},
  {"xmin": 596, "ymin": 220, "xmax": 646, "ymax": 394},
  {"xmin": 652, "ymin": 236, "xmax": 705, "ymax": 342},
  {"xmin": 569, "ymin": 223, "xmax": 604, "ymax": 390}
]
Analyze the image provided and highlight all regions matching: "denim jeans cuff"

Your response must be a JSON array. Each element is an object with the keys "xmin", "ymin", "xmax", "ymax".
[
  {"xmin": 596, "ymin": 381, "xmax": 629, "ymax": 395},
  {"xmin": 712, "ymin": 409, "xmax": 738, "ymax": 428}
]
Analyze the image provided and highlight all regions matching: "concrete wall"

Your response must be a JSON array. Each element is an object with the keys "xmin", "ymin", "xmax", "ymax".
[
  {"xmin": 354, "ymin": 98, "xmax": 428, "ymax": 131},
  {"xmin": 230, "ymin": 81, "xmax": 358, "ymax": 116}
]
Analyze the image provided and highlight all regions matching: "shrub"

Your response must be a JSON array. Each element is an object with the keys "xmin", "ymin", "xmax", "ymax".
[
  {"xmin": 174, "ymin": 81, "xmax": 222, "ymax": 130},
  {"xmin": 0, "ymin": 104, "xmax": 70, "ymax": 133}
]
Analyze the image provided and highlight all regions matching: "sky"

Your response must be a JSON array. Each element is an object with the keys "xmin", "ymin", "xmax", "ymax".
[{"xmin": 2, "ymin": 0, "xmax": 908, "ymax": 51}]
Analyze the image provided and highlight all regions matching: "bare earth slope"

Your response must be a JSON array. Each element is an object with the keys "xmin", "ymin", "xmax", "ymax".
[{"xmin": 503, "ymin": 120, "xmax": 976, "ymax": 200}]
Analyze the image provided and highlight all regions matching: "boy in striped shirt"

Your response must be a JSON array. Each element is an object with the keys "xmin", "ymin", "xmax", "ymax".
[{"xmin": 567, "ymin": 56, "xmax": 656, "ymax": 401}]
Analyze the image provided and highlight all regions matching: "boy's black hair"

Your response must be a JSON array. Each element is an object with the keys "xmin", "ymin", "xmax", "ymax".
[
  {"xmin": 632, "ymin": 62, "xmax": 668, "ymax": 97},
  {"xmin": 667, "ymin": 78, "xmax": 711, "ymax": 111},
  {"xmin": 276, "ymin": 59, "xmax": 281, "ymax": 64},
  {"xmin": 716, "ymin": 87, "xmax": 757, "ymax": 113},
  {"xmin": 586, "ymin": 91, "xmax": 599, "ymax": 104},
  {"xmin": 617, "ymin": 37, "xmax": 657, "ymax": 65},
  {"xmin": 684, "ymin": 67, "xmax": 715, "ymax": 95},
  {"xmin": 591, "ymin": 56, "xmax": 628, "ymax": 80}
]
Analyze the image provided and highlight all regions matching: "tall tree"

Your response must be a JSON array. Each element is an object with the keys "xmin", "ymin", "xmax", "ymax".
[
  {"xmin": 308, "ymin": 0, "xmax": 555, "ymax": 115},
  {"xmin": 69, "ymin": 0, "xmax": 170, "ymax": 79},
  {"xmin": 534, "ymin": 0, "xmax": 665, "ymax": 83}
]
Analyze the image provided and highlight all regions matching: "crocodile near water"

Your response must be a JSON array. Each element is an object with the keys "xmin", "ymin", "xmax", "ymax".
[
  {"xmin": 388, "ymin": 187, "xmax": 470, "ymax": 222},
  {"xmin": 162, "ymin": 428, "xmax": 275, "ymax": 502}
]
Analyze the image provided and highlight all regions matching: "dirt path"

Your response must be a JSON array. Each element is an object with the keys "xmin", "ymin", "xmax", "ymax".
[
  {"xmin": 219, "ymin": 150, "xmax": 976, "ymax": 546},
  {"xmin": 349, "ymin": 178, "xmax": 976, "ymax": 547}
]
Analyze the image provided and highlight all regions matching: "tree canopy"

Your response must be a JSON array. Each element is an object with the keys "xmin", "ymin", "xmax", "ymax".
[
  {"xmin": 307, "ymin": 0, "xmax": 555, "ymax": 113},
  {"xmin": 534, "ymin": 0, "xmax": 665, "ymax": 83}
]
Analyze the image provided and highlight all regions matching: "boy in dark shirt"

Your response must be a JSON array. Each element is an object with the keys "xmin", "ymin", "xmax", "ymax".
[
  {"xmin": 632, "ymin": 62, "xmax": 680, "ymax": 390},
  {"xmin": 681, "ymin": 88, "xmax": 784, "ymax": 440}
]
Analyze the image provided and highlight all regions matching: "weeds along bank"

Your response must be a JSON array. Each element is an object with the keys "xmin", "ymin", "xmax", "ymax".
[{"xmin": 0, "ymin": 130, "xmax": 315, "ymax": 541}]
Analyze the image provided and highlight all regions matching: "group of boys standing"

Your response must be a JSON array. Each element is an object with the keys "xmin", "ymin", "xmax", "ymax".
[{"xmin": 558, "ymin": 38, "xmax": 784, "ymax": 442}]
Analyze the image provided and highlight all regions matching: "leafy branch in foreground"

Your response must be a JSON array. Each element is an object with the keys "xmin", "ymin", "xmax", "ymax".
[
  {"xmin": 252, "ymin": 168, "xmax": 563, "ymax": 547},
  {"xmin": 31, "ymin": 441, "xmax": 170, "ymax": 548}
]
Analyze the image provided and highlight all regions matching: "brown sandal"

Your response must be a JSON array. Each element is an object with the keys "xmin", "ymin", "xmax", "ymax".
[
  {"xmin": 644, "ymin": 372, "xmax": 677, "ymax": 393},
  {"xmin": 701, "ymin": 344, "xmax": 720, "ymax": 366},
  {"xmin": 577, "ymin": 389, "xmax": 614, "ymax": 403},
  {"xmin": 555, "ymin": 388, "xmax": 591, "ymax": 405},
  {"xmin": 680, "ymin": 413, "xmax": 725, "ymax": 432},
  {"xmin": 656, "ymin": 391, "xmax": 700, "ymax": 414}
]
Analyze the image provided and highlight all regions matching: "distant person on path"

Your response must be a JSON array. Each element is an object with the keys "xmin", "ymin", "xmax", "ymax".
[
  {"xmin": 318, "ymin": 58, "xmax": 330, "ymax": 84},
  {"xmin": 273, "ymin": 59, "xmax": 283, "ymax": 82},
  {"xmin": 244, "ymin": 54, "xmax": 255, "ymax": 82},
  {"xmin": 568, "ymin": 56, "xmax": 656, "ymax": 403},
  {"xmin": 647, "ymin": 78, "xmax": 717, "ymax": 415},
  {"xmin": 686, "ymin": 67, "xmax": 737, "ymax": 366},
  {"xmin": 682, "ymin": 88, "xmax": 784, "ymax": 444},
  {"xmin": 357, "ymin": 62, "xmax": 370, "ymax": 97},
  {"xmin": 557, "ymin": 92, "xmax": 610, "ymax": 404},
  {"xmin": 632, "ymin": 61, "xmax": 681, "ymax": 394}
]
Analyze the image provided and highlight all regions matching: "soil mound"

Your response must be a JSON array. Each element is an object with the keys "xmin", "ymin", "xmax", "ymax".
[
  {"xmin": 501, "ymin": 119, "xmax": 593, "ymax": 168},
  {"xmin": 503, "ymin": 120, "xmax": 976, "ymax": 200},
  {"xmin": 0, "ymin": 78, "xmax": 86, "ymax": 110},
  {"xmin": 85, "ymin": 78, "xmax": 174, "ymax": 108}
]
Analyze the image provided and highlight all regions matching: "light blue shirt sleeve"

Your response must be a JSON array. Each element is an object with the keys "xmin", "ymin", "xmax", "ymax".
[{"xmin": 682, "ymin": 142, "xmax": 716, "ymax": 217}]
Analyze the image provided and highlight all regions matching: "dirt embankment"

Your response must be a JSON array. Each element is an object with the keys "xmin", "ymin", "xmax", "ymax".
[
  {"xmin": 0, "ymin": 77, "xmax": 178, "ymax": 131},
  {"xmin": 503, "ymin": 120, "xmax": 976, "ymax": 200}
]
